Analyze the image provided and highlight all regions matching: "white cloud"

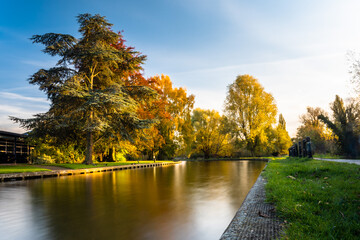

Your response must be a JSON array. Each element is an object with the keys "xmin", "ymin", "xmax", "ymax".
[
  {"xmin": 0, "ymin": 92, "xmax": 48, "ymax": 103},
  {"xmin": 21, "ymin": 60, "xmax": 57, "ymax": 68},
  {"xmin": 0, "ymin": 92, "xmax": 49, "ymax": 133}
]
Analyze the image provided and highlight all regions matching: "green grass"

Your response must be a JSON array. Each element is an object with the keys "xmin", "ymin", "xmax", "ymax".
[
  {"xmin": 185, "ymin": 156, "xmax": 285, "ymax": 161},
  {"xmin": 313, "ymin": 154, "xmax": 351, "ymax": 159},
  {"xmin": 263, "ymin": 157, "xmax": 360, "ymax": 240},
  {"xmin": 45, "ymin": 161, "xmax": 174, "ymax": 169},
  {"xmin": 314, "ymin": 153, "xmax": 360, "ymax": 160},
  {"xmin": 0, "ymin": 165, "xmax": 51, "ymax": 174}
]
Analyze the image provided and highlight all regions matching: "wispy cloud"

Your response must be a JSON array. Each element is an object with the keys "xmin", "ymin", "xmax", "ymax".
[
  {"xmin": 171, "ymin": 53, "xmax": 344, "ymax": 76},
  {"xmin": 170, "ymin": 52, "xmax": 352, "ymax": 137},
  {"xmin": 21, "ymin": 60, "xmax": 57, "ymax": 68},
  {"xmin": 0, "ymin": 92, "xmax": 49, "ymax": 133},
  {"xmin": 219, "ymin": 0, "xmax": 360, "ymax": 55},
  {"xmin": 0, "ymin": 92, "xmax": 48, "ymax": 103}
]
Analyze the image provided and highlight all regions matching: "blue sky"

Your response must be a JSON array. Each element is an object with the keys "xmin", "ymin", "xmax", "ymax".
[{"xmin": 1, "ymin": 0, "xmax": 360, "ymax": 136}]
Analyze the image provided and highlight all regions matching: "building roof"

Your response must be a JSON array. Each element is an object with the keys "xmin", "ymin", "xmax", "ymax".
[{"xmin": 0, "ymin": 130, "xmax": 27, "ymax": 138}]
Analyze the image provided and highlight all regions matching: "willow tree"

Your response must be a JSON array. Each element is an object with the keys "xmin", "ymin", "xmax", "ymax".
[
  {"xmin": 224, "ymin": 75, "xmax": 277, "ymax": 156},
  {"xmin": 12, "ymin": 14, "xmax": 155, "ymax": 164}
]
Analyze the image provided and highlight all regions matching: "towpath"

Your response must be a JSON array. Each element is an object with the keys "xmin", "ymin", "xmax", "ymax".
[{"xmin": 220, "ymin": 174, "xmax": 283, "ymax": 240}]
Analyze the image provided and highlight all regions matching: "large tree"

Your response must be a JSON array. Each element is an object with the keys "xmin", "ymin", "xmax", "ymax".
[
  {"xmin": 132, "ymin": 74, "xmax": 194, "ymax": 160},
  {"xmin": 191, "ymin": 108, "xmax": 231, "ymax": 159},
  {"xmin": 296, "ymin": 107, "xmax": 334, "ymax": 154},
  {"xmin": 12, "ymin": 14, "xmax": 155, "ymax": 164},
  {"xmin": 224, "ymin": 74, "xmax": 277, "ymax": 156},
  {"xmin": 318, "ymin": 95, "xmax": 360, "ymax": 158}
]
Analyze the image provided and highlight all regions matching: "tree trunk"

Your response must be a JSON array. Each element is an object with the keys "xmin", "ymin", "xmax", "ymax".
[
  {"xmin": 85, "ymin": 130, "xmax": 93, "ymax": 164},
  {"xmin": 204, "ymin": 149, "xmax": 210, "ymax": 159}
]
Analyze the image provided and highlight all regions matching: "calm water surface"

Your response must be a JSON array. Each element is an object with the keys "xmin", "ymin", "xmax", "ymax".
[{"xmin": 0, "ymin": 161, "xmax": 266, "ymax": 240}]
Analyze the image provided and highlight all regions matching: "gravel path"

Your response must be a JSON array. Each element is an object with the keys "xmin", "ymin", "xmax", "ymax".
[
  {"xmin": 314, "ymin": 158, "xmax": 360, "ymax": 165},
  {"xmin": 220, "ymin": 174, "xmax": 283, "ymax": 240}
]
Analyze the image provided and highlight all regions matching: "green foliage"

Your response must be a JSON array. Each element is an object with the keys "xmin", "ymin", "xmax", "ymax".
[
  {"xmin": 313, "ymin": 154, "xmax": 348, "ymax": 159},
  {"xmin": 267, "ymin": 123, "xmax": 292, "ymax": 156},
  {"xmin": 45, "ymin": 161, "xmax": 174, "ymax": 169},
  {"xmin": 318, "ymin": 95, "xmax": 360, "ymax": 158},
  {"xmin": 30, "ymin": 140, "xmax": 84, "ymax": 164},
  {"xmin": 0, "ymin": 165, "xmax": 51, "ymax": 174},
  {"xmin": 264, "ymin": 158, "xmax": 360, "ymax": 239},
  {"xmin": 191, "ymin": 108, "xmax": 232, "ymax": 159},
  {"xmin": 296, "ymin": 107, "xmax": 336, "ymax": 154},
  {"xmin": 11, "ymin": 14, "xmax": 156, "ymax": 164},
  {"xmin": 33, "ymin": 154, "xmax": 55, "ymax": 164},
  {"xmin": 113, "ymin": 151, "xmax": 126, "ymax": 162}
]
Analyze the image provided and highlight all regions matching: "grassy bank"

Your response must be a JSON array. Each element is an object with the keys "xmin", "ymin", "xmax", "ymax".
[
  {"xmin": 0, "ymin": 161, "xmax": 174, "ymax": 174},
  {"xmin": 263, "ymin": 157, "xmax": 360, "ymax": 239},
  {"xmin": 185, "ymin": 157, "xmax": 278, "ymax": 161},
  {"xmin": 45, "ymin": 161, "xmax": 174, "ymax": 169},
  {"xmin": 0, "ymin": 165, "xmax": 51, "ymax": 174},
  {"xmin": 313, "ymin": 154, "xmax": 360, "ymax": 160}
]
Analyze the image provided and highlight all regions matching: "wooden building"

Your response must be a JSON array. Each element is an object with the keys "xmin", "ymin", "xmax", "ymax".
[{"xmin": 0, "ymin": 130, "xmax": 33, "ymax": 163}]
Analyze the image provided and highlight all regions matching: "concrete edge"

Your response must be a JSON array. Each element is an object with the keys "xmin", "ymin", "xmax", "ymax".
[
  {"xmin": 0, "ymin": 162, "xmax": 178, "ymax": 182},
  {"xmin": 220, "ymin": 165, "xmax": 283, "ymax": 240}
]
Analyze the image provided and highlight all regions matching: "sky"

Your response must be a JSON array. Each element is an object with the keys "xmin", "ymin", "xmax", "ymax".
[{"xmin": 1, "ymin": 0, "xmax": 360, "ymax": 137}]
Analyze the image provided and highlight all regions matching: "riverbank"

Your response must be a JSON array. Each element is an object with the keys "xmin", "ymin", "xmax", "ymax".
[
  {"xmin": 185, "ymin": 157, "xmax": 271, "ymax": 162},
  {"xmin": 0, "ymin": 162, "xmax": 177, "ymax": 182},
  {"xmin": 220, "ymin": 172, "xmax": 283, "ymax": 240},
  {"xmin": 0, "ymin": 161, "xmax": 175, "ymax": 174},
  {"xmin": 263, "ymin": 157, "xmax": 360, "ymax": 239}
]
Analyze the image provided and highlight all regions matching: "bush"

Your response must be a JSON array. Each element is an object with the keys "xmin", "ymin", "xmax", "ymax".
[
  {"xmin": 30, "ymin": 142, "xmax": 84, "ymax": 164},
  {"xmin": 33, "ymin": 154, "xmax": 55, "ymax": 164}
]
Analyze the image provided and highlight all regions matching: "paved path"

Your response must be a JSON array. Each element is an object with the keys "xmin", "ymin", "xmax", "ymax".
[
  {"xmin": 314, "ymin": 158, "xmax": 360, "ymax": 165},
  {"xmin": 220, "ymin": 174, "xmax": 283, "ymax": 240}
]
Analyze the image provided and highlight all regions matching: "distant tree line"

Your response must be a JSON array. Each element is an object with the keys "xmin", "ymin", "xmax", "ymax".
[
  {"xmin": 12, "ymin": 14, "xmax": 292, "ymax": 163},
  {"xmin": 295, "ymin": 95, "xmax": 360, "ymax": 158}
]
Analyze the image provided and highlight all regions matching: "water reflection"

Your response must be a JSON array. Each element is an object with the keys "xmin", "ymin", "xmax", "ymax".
[{"xmin": 0, "ymin": 161, "xmax": 266, "ymax": 240}]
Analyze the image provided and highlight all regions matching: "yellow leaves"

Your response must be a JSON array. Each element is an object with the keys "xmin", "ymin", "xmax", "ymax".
[
  {"xmin": 224, "ymin": 74, "xmax": 278, "ymax": 154},
  {"xmin": 192, "ymin": 108, "xmax": 232, "ymax": 157}
]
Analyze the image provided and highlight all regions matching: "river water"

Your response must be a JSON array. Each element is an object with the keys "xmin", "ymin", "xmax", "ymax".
[{"xmin": 0, "ymin": 160, "xmax": 266, "ymax": 240}]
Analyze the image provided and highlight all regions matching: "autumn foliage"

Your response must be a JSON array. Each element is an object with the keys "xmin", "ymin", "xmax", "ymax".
[{"xmin": 14, "ymin": 14, "xmax": 293, "ymax": 162}]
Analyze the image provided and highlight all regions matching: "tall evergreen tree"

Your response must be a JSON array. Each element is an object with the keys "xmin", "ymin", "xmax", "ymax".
[{"xmin": 11, "ymin": 14, "xmax": 155, "ymax": 164}]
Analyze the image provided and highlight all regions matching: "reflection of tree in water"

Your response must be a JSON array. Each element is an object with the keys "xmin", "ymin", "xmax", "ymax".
[{"xmin": 28, "ymin": 161, "xmax": 266, "ymax": 240}]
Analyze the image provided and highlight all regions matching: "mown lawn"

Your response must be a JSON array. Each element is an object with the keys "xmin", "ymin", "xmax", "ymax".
[
  {"xmin": 45, "ymin": 161, "xmax": 174, "ymax": 169},
  {"xmin": 263, "ymin": 157, "xmax": 360, "ymax": 240},
  {"xmin": 0, "ymin": 165, "xmax": 51, "ymax": 174}
]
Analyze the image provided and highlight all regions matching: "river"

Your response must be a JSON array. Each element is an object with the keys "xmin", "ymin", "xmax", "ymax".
[{"xmin": 0, "ymin": 160, "xmax": 266, "ymax": 240}]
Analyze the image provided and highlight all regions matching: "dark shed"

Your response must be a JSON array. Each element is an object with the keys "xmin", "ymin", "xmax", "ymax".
[{"xmin": 0, "ymin": 130, "xmax": 33, "ymax": 163}]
